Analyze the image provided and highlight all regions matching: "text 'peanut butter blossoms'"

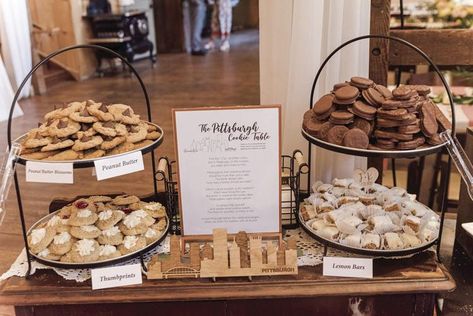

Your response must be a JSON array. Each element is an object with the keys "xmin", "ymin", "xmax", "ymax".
[{"xmin": 302, "ymin": 77, "xmax": 451, "ymax": 151}]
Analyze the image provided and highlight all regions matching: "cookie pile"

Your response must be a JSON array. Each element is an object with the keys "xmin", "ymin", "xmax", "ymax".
[
  {"xmin": 300, "ymin": 171, "xmax": 440, "ymax": 251},
  {"xmin": 27, "ymin": 195, "xmax": 167, "ymax": 264},
  {"xmin": 19, "ymin": 101, "xmax": 161, "ymax": 161},
  {"xmin": 302, "ymin": 77, "xmax": 452, "ymax": 150}
]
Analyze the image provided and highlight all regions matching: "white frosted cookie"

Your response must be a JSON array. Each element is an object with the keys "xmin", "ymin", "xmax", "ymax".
[
  {"xmin": 143, "ymin": 227, "xmax": 162, "ymax": 245},
  {"xmin": 118, "ymin": 235, "xmax": 146, "ymax": 255},
  {"xmin": 97, "ymin": 226, "xmax": 123, "ymax": 245},
  {"xmin": 68, "ymin": 208, "xmax": 98, "ymax": 226},
  {"xmin": 119, "ymin": 210, "xmax": 155, "ymax": 236},
  {"xmin": 48, "ymin": 232, "xmax": 74, "ymax": 255},
  {"xmin": 28, "ymin": 227, "xmax": 56, "ymax": 254},
  {"xmin": 96, "ymin": 209, "xmax": 125, "ymax": 230},
  {"xmin": 98, "ymin": 245, "xmax": 122, "ymax": 261},
  {"xmin": 37, "ymin": 248, "xmax": 61, "ymax": 261},
  {"xmin": 142, "ymin": 202, "xmax": 166, "ymax": 218},
  {"xmin": 71, "ymin": 239, "xmax": 100, "ymax": 263},
  {"xmin": 153, "ymin": 218, "xmax": 167, "ymax": 231},
  {"xmin": 46, "ymin": 215, "xmax": 70, "ymax": 233},
  {"xmin": 70, "ymin": 225, "xmax": 101, "ymax": 239}
]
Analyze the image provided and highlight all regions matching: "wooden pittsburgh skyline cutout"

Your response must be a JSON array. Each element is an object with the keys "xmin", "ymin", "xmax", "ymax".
[{"xmin": 147, "ymin": 228, "xmax": 298, "ymax": 280}]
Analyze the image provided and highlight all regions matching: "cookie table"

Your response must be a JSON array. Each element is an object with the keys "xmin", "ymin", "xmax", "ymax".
[{"xmin": 0, "ymin": 251, "xmax": 454, "ymax": 316}]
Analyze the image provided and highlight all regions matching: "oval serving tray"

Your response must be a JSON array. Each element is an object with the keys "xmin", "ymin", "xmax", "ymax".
[
  {"xmin": 15, "ymin": 122, "xmax": 164, "ymax": 169},
  {"xmin": 302, "ymin": 128, "xmax": 446, "ymax": 159},
  {"xmin": 298, "ymin": 208, "xmax": 438, "ymax": 258},
  {"xmin": 28, "ymin": 207, "xmax": 169, "ymax": 269}
]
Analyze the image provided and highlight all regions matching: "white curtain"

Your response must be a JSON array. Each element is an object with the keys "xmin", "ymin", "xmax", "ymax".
[
  {"xmin": 0, "ymin": 56, "xmax": 22, "ymax": 122},
  {"xmin": 0, "ymin": 0, "xmax": 31, "ymax": 121},
  {"xmin": 260, "ymin": 0, "xmax": 370, "ymax": 184}
]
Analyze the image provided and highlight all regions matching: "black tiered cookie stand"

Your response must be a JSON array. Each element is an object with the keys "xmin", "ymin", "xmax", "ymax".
[
  {"xmin": 6, "ymin": 45, "xmax": 169, "ymax": 275},
  {"xmin": 300, "ymin": 34, "xmax": 456, "ymax": 259}
]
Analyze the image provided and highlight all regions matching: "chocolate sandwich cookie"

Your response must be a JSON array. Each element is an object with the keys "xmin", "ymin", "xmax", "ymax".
[
  {"xmin": 362, "ymin": 87, "xmax": 384, "ymax": 107},
  {"xmin": 332, "ymin": 82, "xmax": 350, "ymax": 91},
  {"xmin": 377, "ymin": 108, "xmax": 408, "ymax": 121},
  {"xmin": 333, "ymin": 86, "xmax": 359, "ymax": 105},
  {"xmin": 376, "ymin": 139, "xmax": 396, "ymax": 150},
  {"xmin": 303, "ymin": 109, "xmax": 315, "ymax": 122},
  {"xmin": 313, "ymin": 94, "xmax": 336, "ymax": 120},
  {"xmin": 326, "ymin": 125, "xmax": 349, "ymax": 145},
  {"xmin": 350, "ymin": 77, "xmax": 373, "ymax": 90},
  {"xmin": 374, "ymin": 129, "xmax": 414, "ymax": 141},
  {"xmin": 329, "ymin": 111, "xmax": 354, "ymax": 125},
  {"xmin": 397, "ymin": 96, "xmax": 419, "ymax": 109},
  {"xmin": 318, "ymin": 122, "xmax": 333, "ymax": 140},
  {"xmin": 381, "ymin": 99, "xmax": 401, "ymax": 110},
  {"xmin": 406, "ymin": 85, "xmax": 431, "ymax": 96},
  {"xmin": 419, "ymin": 101, "xmax": 438, "ymax": 137},
  {"xmin": 392, "ymin": 86, "xmax": 416, "ymax": 100},
  {"xmin": 398, "ymin": 124, "xmax": 421, "ymax": 134},
  {"xmin": 431, "ymin": 101, "xmax": 452, "ymax": 131},
  {"xmin": 397, "ymin": 136, "xmax": 426, "ymax": 150},
  {"xmin": 427, "ymin": 134, "xmax": 444, "ymax": 145},
  {"xmin": 304, "ymin": 118, "xmax": 325, "ymax": 137},
  {"xmin": 374, "ymin": 84, "xmax": 393, "ymax": 99},
  {"xmin": 342, "ymin": 128, "xmax": 369, "ymax": 149},
  {"xmin": 351, "ymin": 117, "xmax": 372, "ymax": 136},
  {"xmin": 352, "ymin": 101, "xmax": 376, "ymax": 120}
]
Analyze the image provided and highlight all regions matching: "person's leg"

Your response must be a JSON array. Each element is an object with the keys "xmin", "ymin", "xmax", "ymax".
[
  {"xmin": 219, "ymin": 0, "xmax": 232, "ymax": 51},
  {"xmin": 205, "ymin": 4, "xmax": 219, "ymax": 50},
  {"xmin": 189, "ymin": 0, "xmax": 207, "ymax": 54}
]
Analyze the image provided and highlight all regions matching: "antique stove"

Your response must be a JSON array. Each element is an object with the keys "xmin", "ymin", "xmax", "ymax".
[{"xmin": 88, "ymin": 10, "xmax": 155, "ymax": 74}]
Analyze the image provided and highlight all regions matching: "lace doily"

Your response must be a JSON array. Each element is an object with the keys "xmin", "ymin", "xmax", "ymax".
[{"xmin": 1, "ymin": 228, "xmax": 423, "ymax": 283}]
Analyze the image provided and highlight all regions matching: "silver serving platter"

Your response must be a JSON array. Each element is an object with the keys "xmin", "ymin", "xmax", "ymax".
[
  {"xmin": 298, "ymin": 207, "xmax": 438, "ymax": 257},
  {"xmin": 27, "ymin": 206, "xmax": 169, "ymax": 269},
  {"xmin": 15, "ymin": 122, "xmax": 163, "ymax": 168},
  {"xmin": 302, "ymin": 128, "xmax": 446, "ymax": 159}
]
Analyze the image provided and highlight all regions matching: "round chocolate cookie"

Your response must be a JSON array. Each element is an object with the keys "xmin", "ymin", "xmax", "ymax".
[
  {"xmin": 329, "ymin": 111, "xmax": 354, "ymax": 125},
  {"xmin": 326, "ymin": 125, "xmax": 349, "ymax": 145},
  {"xmin": 374, "ymin": 129, "xmax": 414, "ymax": 141},
  {"xmin": 419, "ymin": 101, "xmax": 438, "ymax": 137},
  {"xmin": 398, "ymin": 124, "xmax": 421, "ymax": 134},
  {"xmin": 406, "ymin": 85, "xmax": 431, "ymax": 96},
  {"xmin": 361, "ymin": 88, "xmax": 384, "ymax": 107},
  {"xmin": 376, "ymin": 139, "xmax": 396, "ymax": 150},
  {"xmin": 392, "ymin": 86, "xmax": 416, "ymax": 100},
  {"xmin": 377, "ymin": 108, "xmax": 408, "ymax": 121},
  {"xmin": 350, "ymin": 77, "xmax": 373, "ymax": 90},
  {"xmin": 342, "ymin": 128, "xmax": 369, "ymax": 149},
  {"xmin": 318, "ymin": 122, "xmax": 334, "ymax": 141},
  {"xmin": 332, "ymin": 82, "xmax": 350, "ymax": 91},
  {"xmin": 381, "ymin": 99, "xmax": 401, "ymax": 110},
  {"xmin": 397, "ymin": 136, "xmax": 426, "ymax": 150},
  {"xmin": 333, "ymin": 86, "xmax": 359, "ymax": 105},
  {"xmin": 427, "ymin": 134, "xmax": 443, "ymax": 145},
  {"xmin": 374, "ymin": 84, "xmax": 393, "ymax": 99},
  {"xmin": 351, "ymin": 117, "xmax": 372, "ymax": 136},
  {"xmin": 313, "ymin": 94, "xmax": 334, "ymax": 115},
  {"xmin": 352, "ymin": 101, "xmax": 376, "ymax": 120},
  {"xmin": 304, "ymin": 118, "xmax": 325, "ymax": 137}
]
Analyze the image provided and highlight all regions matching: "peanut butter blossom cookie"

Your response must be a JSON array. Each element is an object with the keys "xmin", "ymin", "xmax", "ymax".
[
  {"xmin": 19, "ymin": 100, "xmax": 162, "ymax": 161},
  {"xmin": 26, "ymin": 195, "xmax": 168, "ymax": 264},
  {"xmin": 302, "ymin": 78, "xmax": 450, "ymax": 151}
]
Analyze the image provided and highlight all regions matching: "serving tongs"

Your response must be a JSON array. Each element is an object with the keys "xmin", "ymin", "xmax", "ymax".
[
  {"xmin": 440, "ymin": 130, "xmax": 473, "ymax": 237},
  {"xmin": 0, "ymin": 143, "xmax": 21, "ymax": 225}
]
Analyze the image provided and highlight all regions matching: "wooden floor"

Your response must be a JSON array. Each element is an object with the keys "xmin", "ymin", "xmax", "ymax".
[{"xmin": 0, "ymin": 30, "xmax": 260, "ymax": 275}]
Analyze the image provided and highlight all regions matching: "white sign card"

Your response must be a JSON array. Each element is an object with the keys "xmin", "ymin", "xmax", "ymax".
[
  {"xmin": 323, "ymin": 257, "xmax": 373, "ymax": 279},
  {"xmin": 94, "ymin": 151, "xmax": 144, "ymax": 181},
  {"xmin": 91, "ymin": 263, "xmax": 143, "ymax": 290},
  {"xmin": 26, "ymin": 161, "xmax": 73, "ymax": 184},
  {"xmin": 173, "ymin": 106, "xmax": 281, "ymax": 236}
]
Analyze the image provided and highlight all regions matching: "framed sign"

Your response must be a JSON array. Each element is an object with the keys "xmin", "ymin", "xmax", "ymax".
[{"xmin": 173, "ymin": 105, "xmax": 281, "ymax": 237}]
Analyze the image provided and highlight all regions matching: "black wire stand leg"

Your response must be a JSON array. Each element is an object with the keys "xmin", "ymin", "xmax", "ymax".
[
  {"xmin": 14, "ymin": 169, "xmax": 32, "ymax": 278},
  {"xmin": 391, "ymin": 158, "xmax": 397, "ymax": 187},
  {"xmin": 436, "ymin": 156, "xmax": 452, "ymax": 262},
  {"xmin": 140, "ymin": 253, "xmax": 147, "ymax": 272}
]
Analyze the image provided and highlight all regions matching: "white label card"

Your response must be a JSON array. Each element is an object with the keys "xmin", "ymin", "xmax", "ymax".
[
  {"xmin": 94, "ymin": 151, "xmax": 144, "ymax": 181},
  {"xmin": 26, "ymin": 161, "xmax": 73, "ymax": 184},
  {"xmin": 323, "ymin": 257, "xmax": 373, "ymax": 279},
  {"xmin": 91, "ymin": 263, "xmax": 142, "ymax": 290},
  {"xmin": 174, "ymin": 106, "xmax": 281, "ymax": 236}
]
